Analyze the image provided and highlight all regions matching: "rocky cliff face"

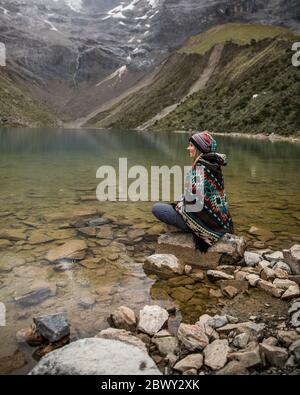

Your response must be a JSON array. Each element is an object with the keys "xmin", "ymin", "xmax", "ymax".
[{"xmin": 0, "ymin": 0, "xmax": 299, "ymax": 124}]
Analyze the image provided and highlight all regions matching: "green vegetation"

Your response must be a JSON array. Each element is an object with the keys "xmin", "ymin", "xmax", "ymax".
[
  {"xmin": 0, "ymin": 69, "xmax": 58, "ymax": 128},
  {"xmin": 180, "ymin": 23, "xmax": 298, "ymax": 55},
  {"xmin": 155, "ymin": 36, "xmax": 300, "ymax": 136}
]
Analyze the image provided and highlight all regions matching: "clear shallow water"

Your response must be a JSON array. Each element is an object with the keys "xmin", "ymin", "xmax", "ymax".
[{"xmin": 0, "ymin": 128, "xmax": 299, "ymax": 374}]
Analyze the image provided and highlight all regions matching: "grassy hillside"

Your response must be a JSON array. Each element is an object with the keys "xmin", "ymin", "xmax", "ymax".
[
  {"xmin": 0, "ymin": 69, "xmax": 58, "ymax": 128},
  {"xmin": 154, "ymin": 34, "xmax": 300, "ymax": 136},
  {"xmin": 180, "ymin": 23, "xmax": 296, "ymax": 55}
]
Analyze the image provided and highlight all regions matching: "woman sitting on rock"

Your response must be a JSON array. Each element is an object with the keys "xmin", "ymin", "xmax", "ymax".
[{"xmin": 152, "ymin": 131, "xmax": 234, "ymax": 252}]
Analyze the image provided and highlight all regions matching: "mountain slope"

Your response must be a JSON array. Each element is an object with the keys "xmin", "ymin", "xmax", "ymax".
[{"xmin": 88, "ymin": 23, "xmax": 300, "ymax": 136}]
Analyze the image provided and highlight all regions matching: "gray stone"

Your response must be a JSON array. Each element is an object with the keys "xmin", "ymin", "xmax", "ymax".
[
  {"xmin": 264, "ymin": 251, "xmax": 284, "ymax": 262},
  {"xmin": 29, "ymin": 338, "xmax": 161, "ymax": 375},
  {"xmin": 143, "ymin": 254, "xmax": 184, "ymax": 279},
  {"xmin": 13, "ymin": 281, "xmax": 56, "ymax": 306},
  {"xmin": 273, "ymin": 279, "xmax": 298, "ymax": 290},
  {"xmin": 283, "ymin": 244, "xmax": 300, "ymax": 275},
  {"xmin": 97, "ymin": 328, "xmax": 147, "ymax": 352},
  {"xmin": 291, "ymin": 311, "xmax": 300, "ymax": 328},
  {"xmin": 177, "ymin": 323, "xmax": 209, "ymax": 352},
  {"xmin": 233, "ymin": 333, "xmax": 250, "ymax": 349},
  {"xmin": 110, "ymin": 306, "xmax": 137, "ymax": 332},
  {"xmin": 209, "ymin": 315, "xmax": 228, "ymax": 329},
  {"xmin": 259, "ymin": 343, "xmax": 289, "ymax": 368},
  {"xmin": 258, "ymin": 280, "xmax": 284, "ymax": 298},
  {"xmin": 261, "ymin": 267, "xmax": 276, "ymax": 281},
  {"xmin": 246, "ymin": 274, "xmax": 260, "ymax": 287},
  {"xmin": 204, "ymin": 339, "xmax": 229, "ymax": 370},
  {"xmin": 257, "ymin": 260, "xmax": 271, "ymax": 272},
  {"xmin": 87, "ymin": 217, "xmax": 111, "ymax": 227},
  {"xmin": 288, "ymin": 301, "xmax": 300, "ymax": 315},
  {"xmin": 196, "ymin": 314, "xmax": 219, "ymax": 340},
  {"xmin": 46, "ymin": 240, "xmax": 87, "ymax": 262},
  {"xmin": 153, "ymin": 331, "xmax": 179, "ymax": 356},
  {"xmin": 217, "ymin": 322, "xmax": 265, "ymax": 336},
  {"xmin": 173, "ymin": 354, "xmax": 203, "ymax": 372},
  {"xmin": 228, "ymin": 345, "xmax": 262, "ymax": 368},
  {"xmin": 216, "ymin": 361, "xmax": 248, "ymax": 375},
  {"xmin": 277, "ymin": 330, "xmax": 300, "ymax": 347},
  {"xmin": 79, "ymin": 295, "xmax": 96, "ymax": 308},
  {"xmin": 244, "ymin": 251, "xmax": 262, "ymax": 267},
  {"xmin": 207, "ymin": 270, "xmax": 234, "ymax": 281},
  {"xmin": 273, "ymin": 261, "xmax": 292, "ymax": 275},
  {"xmin": 208, "ymin": 233, "xmax": 247, "ymax": 260},
  {"xmin": 289, "ymin": 339, "xmax": 300, "ymax": 364},
  {"xmin": 33, "ymin": 314, "xmax": 70, "ymax": 342},
  {"xmin": 282, "ymin": 285, "xmax": 300, "ymax": 301},
  {"xmin": 138, "ymin": 305, "xmax": 169, "ymax": 336}
]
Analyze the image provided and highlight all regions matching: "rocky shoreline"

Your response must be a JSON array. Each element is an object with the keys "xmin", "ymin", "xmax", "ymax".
[{"xmin": 15, "ymin": 231, "xmax": 300, "ymax": 375}]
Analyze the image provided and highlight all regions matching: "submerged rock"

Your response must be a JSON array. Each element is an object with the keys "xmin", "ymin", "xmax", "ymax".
[
  {"xmin": 0, "ymin": 253, "xmax": 26, "ymax": 273},
  {"xmin": 29, "ymin": 338, "xmax": 161, "ymax": 375},
  {"xmin": 13, "ymin": 281, "xmax": 56, "ymax": 306},
  {"xmin": 33, "ymin": 314, "xmax": 70, "ymax": 342},
  {"xmin": 46, "ymin": 240, "xmax": 87, "ymax": 262},
  {"xmin": 0, "ymin": 228, "xmax": 27, "ymax": 241}
]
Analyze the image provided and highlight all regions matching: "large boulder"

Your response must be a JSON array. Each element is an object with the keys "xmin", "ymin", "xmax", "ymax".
[
  {"xmin": 143, "ymin": 254, "xmax": 184, "ymax": 279},
  {"xmin": 29, "ymin": 338, "xmax": 160, "ymax": 375},
  {"xmin": 283, "ymin": 245, "xmax": 300, "ymax": 275},
  {"xmin": 46, "ymin": 240, "xmax": 87, "ymax": 262},
  {"xmin": 156, "ymin": 233, "xmax": 245, "ymax": 269}
]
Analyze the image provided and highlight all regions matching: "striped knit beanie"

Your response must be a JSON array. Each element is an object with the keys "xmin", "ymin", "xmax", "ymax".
[{"xmin": 189, "ymin": 131, "xmax": 217, "ymax": 154}]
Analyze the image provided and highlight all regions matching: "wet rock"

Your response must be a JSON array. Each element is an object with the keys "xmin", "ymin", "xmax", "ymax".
[
  {"xmin": 170, "ymin": 287, "xmax": 193, "ymax": 303},
  {"xmin": 167, "ymin": 276, "xmax": 195, "ymax": 287},
  {"xmin": 13, "ymin": 281, "xmax": 56, "ymax": 306},
  {"xmin": 258, "ymin": 280, "xmax": 283, "ymax": 298},
  {"xmin": 0, "ymin": 253, "xmax": 26, "ymax": 273},
  {"xmin": 233, "ymin": 333, "xmax": 250, "ymax": 349},
  {"xmin": 97, "ymin": 328, "xmax": 147, "ymax": 352},
  {"xmin": 282, "ymin": 285, "xmax": 300, "ymax": 301},
  {"xmin": 207, "ymin": 270, "xmax": 234, "ymax": 281},
  {"xmin": 156, "ymin": 233, "xmax": 220, "ymax": 269},
  {"xmin": 283, "ymin": 244, "xmax": 300, "ymax": 275},
  {"xmin": 143, "ymin": 254, "xmax": 184, "ymax": 279},
  {"xmin": 138, "ymin": 305, "xmax": 169, "ymax": 336},
  {"xmin": 16, "ymin": 327, "xmax": 34, "ymax": 344},
  {"xmin": 216, "ymin": 361, "xmax": 248, "ymax": 375},
  {"xmin": 96, "ymin": 225, "xmax": 114, "ymax": 240},
  {"xmin": 259, "ymin": 343, "xmax": 289, "ymax": 368},
  {"xmin": 77, "ymin": 227, "xmax": 98, "ymax": 237},
  {"xmin": 33, "ymin": 314, "xmax": 70, "ymax": 342},
  {"xmin": 273, "ymin": 279, "xmax": 298, "ymax": 290},
  {"xmin": 28, "ymin": 231, "xmax": 54, "ymax": 245},
  {"xmin": 277, "ymin": 330, "xmax": 300, "ymax": 347},
  {"xmin": 0, "ymin": 239, "xmax": 13, "ymax": 249},
  {"xmin": 53, "ymin": 261, "xmax": 75, "ymax": 272},
  {"xmin": 0, "ymin": 228, "xmax": 27, "ymax": 241},
  {"xmin": 189, "ymin": 269, "xmax": 205, "ymax": 281},
  {"xmin": 204, "ymin": 339, "xmax": 229, "ymax": 370},
  {"xmin": 273, "ymin": 261, "xmax": 292, "ymax": 275},
  {"xmin": 228, "ymin": 344, "xmax": 262, "ymax": 368},
  {"xmin": 152, "ymin": 331, "xmax": 179, "ymax": 356},
  {"xmin": 248, "ymin": 226, "xmax": 275, "ymax": 242},
  {"xmin": 177, "ymin": 323, "xmax": 209, "ymax": 351},
  {"xmin": 173, "ymin": 354, "xmax": 203, "ymax": 372},
  {"xmin": 244, "ymin": 251, "xmax": 262, "ymax": 267},
  {"xmin": 289, "ymin": 339, "xmax": 300, "ymax": 364},
  {"xmin": 222, "ymin": 285, "xmax": 239, "ymax": 299},
  {"xmin": 30, "ymin": 338, "xmax": 161, "ymax": 375},
  {"xmin": 110, "ymin": 306, "xmax": 137, "ymax": 332},
  {"xmin": 87, "ymin": 217, "xmax": 112, "ymax": 227},
  {"xmin": 0, "ymin": 350, "xmax": 27, "ymax": 374},
  {"xmin": 79, "ymin": 295, "xmax": 96, "ymax": 308},
  {"xmin": 246, "ymin": 274, "xmax": 260, "ymax": 287},
  {"xmin": 19, "ymin": 324, "xmax": 43, "ymax": 346},
  {"xmin": 127, "ymin": 229, "xmax": 146, "ymax": 240},
  {"xmin": 46, "ymin": 240, "xmax": 87, "ymax": 262}
]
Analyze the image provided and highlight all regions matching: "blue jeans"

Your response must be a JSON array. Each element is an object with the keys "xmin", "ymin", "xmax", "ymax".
[{"xmin": 152, "ymin": 203, "xmax": 190, "ymax": 232}]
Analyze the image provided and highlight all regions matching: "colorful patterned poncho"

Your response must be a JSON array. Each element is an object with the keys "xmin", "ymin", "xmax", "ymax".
[{"xmin": 176, "ymin": 152, "xmax": 234, "ymax": 252}]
